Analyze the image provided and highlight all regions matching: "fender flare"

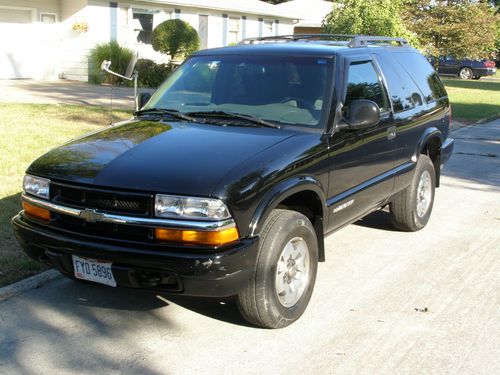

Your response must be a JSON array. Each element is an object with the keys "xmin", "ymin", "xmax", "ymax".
[
  {"xmin": 414, "ymin": 127, "xmax": 442, "ymax": 159},
  {"xmin": 248, "ymin": 176, "xmax": 328, "ymax": 261},
  {"xmin": 248, "ymin": 176, "xmax": 327, "ymax": 236},
  {"xmin": 414, "ymin": 127, "xmax": 443, "ymax": 186}
]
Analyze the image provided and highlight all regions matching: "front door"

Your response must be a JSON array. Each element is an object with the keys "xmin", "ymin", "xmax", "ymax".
[
  {"xmin": 326, "ymin": 56, "xmax": 396, "ymax": 231},
  {"xmin": 438, "ymin": 56, "xmax": 459, "ymax": 76}
]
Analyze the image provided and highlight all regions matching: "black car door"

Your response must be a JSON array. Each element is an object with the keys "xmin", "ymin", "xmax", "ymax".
[
  {"xmin": 439, "ymin": 56, "xmax": 459, "ymax": 75},
  {"xmin": 326, "ymin": 55, "xmax": 396, "ymax": 231}
]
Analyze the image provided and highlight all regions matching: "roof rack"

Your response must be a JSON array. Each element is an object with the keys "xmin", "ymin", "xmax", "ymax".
[
  {"xmin": 238, "ymin": 34, "xmax": 409, "ymax": 47},
  {"xmin": 348, "ymin": 36, "xmax": 408, "ymax": 47}
]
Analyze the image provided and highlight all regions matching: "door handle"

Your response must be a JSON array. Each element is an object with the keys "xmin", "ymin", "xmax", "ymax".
[{"xmin": 387, "ymin": 126, "xmax": 396, "ymax": 140}]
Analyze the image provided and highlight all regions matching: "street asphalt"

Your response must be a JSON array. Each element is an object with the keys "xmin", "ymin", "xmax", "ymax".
[{"xmin": 0, "ymin": 119, "xmax": 499, "ymax": 375}]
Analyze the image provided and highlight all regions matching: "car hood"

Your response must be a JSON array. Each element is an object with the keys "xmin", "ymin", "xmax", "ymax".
[{"xmin": 27, "ymin": 118, "xmax": 296, "ymax": 196}]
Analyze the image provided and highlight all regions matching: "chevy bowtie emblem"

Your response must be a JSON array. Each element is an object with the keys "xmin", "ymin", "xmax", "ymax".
[{"xmin": 79, "ymin": 209, "xmax": 104, "ymax": 223}]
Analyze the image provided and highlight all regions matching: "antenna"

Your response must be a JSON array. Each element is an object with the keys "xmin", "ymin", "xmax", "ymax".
[{"xmin": 101, "ymin": 51, "xmax": 140, "ymax": 121}]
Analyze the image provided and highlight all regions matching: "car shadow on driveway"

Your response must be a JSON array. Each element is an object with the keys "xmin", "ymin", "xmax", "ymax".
[
  {"xmin": 353, "ymin": 208, "xmax": 399, "ymax": 232},
  {"xmin": 163, "ymin": 294, "xmax": 255, "ymax": 328},
  {"xmin": 58, "ymin": 279, "xmax": 254, "ymax": 327}
]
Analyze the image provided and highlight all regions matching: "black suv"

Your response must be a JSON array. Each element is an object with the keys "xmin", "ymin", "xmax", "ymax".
[{"xmin": 13, "ymin": 35, "xmax": 454, "ymax": 328}]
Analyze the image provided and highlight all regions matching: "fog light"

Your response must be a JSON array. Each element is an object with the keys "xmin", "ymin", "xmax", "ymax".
[
  {"xmin": 23, "ymin": 202, "xmax": 51, "ymax": 222},
  {"xmin": 154, "ymin": 227, "xmax": 239, "ymax": 246}
]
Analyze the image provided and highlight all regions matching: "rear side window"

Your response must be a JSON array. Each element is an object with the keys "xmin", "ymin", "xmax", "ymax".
[
  {"xmin": 393, "ymin": 52, "xmax": 447, "ymax": 103},
  {"xmin": 344, "ymin": 61, "xmax": 389, "ymax": 113},
  {"xmin": 374, "ymin": 54, "xmax": 424, "ymax": 113}
]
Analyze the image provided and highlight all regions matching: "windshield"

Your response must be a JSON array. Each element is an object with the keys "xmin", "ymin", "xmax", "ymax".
[{"xmin": 144, "ymin": 55, "xmax": 332, "ymax": 128}]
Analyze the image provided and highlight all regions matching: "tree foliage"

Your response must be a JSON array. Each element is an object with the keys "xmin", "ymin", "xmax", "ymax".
[
  {"xmin": 322, "ymin": 0, "xmax": 417, "ymax": 44},
  {"xmin": 152, "ymin": 19, "xmax": 200, "ymax": 60},
  {"xmin": 403, "ymin": 0, "xmax": 498, "ymax": 60}
]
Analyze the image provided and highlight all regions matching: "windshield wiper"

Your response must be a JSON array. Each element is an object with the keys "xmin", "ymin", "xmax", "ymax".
[
  {"xmin": 186, "ymin": 111, "xmax": 281, "ymax": 129},
  {"xmin": 134, "ymin": 108, "xmax": 197, "ymax": 122}
]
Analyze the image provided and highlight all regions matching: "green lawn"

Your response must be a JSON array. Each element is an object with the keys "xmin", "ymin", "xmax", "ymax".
[
  {"xmin": 443, "ymin": 78, "xmax": 500, "ymax": 123},
  {"xmin": 0, "ymin": 104, "xmax": 130, "ymax": 287}
]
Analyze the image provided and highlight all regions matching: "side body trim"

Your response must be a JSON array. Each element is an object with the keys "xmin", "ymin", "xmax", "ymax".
[{"xmin": 326, "ymin": 161, "xmax": 415, "ymax": 207}]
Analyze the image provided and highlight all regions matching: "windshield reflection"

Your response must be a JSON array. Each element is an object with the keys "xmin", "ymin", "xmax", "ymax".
[{"xmin": 145, "ymin": 55, "xmax": 332, "ymax": 128}]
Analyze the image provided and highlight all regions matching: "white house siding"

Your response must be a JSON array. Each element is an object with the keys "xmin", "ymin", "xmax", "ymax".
[
  {"xmin": 1, "ymin": 0, "xmax": 297, "ymax": 81},
  {"xmin": 57, "ymin": 1, "xmax": 119, "ymax": 81},
  {"xmin": 0, "ymin": 0, "xmax": 60, "ymax": 79}
]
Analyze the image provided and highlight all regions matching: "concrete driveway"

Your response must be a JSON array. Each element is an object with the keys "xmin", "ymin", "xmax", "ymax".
[
  {"xmin": 0, "ymin": 120, "xmax": 499, "ymax": 375},
  {"xmin": 0, "ymin": 79, "xmax": 153, "ymax": 109}
]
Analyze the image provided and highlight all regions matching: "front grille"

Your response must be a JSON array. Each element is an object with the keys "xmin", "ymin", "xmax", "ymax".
[
  {"xmin": 53, "ymin": 213, "xmax": 153, "ymax": 242},
  {"xmin": 48, "ymin": 182, "xmax": 154, "ymax": 242},
  {"xmin": 51, "ymin": 182, "xmax": 152, "ymax": 216}
]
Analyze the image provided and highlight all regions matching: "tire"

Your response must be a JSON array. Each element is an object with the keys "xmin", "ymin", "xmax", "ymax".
[
  {"xmin": 459, "ymin": 67, "xmax": 473, "ymax": 80},
  {"xmin": 237, "ymin": 209, "xmax": 318, "ymax": 329},
  {"xmin": 389, "ymin": 154, "xmax": 435, "ymax": 232}
]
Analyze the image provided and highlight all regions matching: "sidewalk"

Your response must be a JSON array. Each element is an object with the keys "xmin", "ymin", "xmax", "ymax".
[{"xmin": 0, "ymin": 79, "xmax": 153, "ymax": 109}]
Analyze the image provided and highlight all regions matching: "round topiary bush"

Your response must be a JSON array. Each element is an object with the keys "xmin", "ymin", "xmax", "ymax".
[{"xmin": 152, "ymin": 19, "xmax": 200, "ymax": 61}]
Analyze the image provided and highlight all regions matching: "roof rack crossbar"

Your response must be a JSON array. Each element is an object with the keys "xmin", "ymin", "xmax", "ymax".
[
  {"xmin": 348, "ymin": 36, "xmax": 408, "ymax": 47},
  {"xmin": 238, "ymin": 34, "xmax": 356, "ymax": 45},
  {"xmin": 238, "ymin": 34, "xmax": 409, "ymax": 47}
]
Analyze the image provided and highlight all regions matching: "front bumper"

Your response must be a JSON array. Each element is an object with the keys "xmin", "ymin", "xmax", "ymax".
[{"xmin": 12, "ymin": 214, "xmax": 259, "ymax": 297}]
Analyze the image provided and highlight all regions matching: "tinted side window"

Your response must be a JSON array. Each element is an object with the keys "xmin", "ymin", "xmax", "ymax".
[
  {"xmin": 393, "ymin": 52, "xmax": 447, "ymax": 103},
  {"xmin": 344, "ymin": 61, "xmax": 389, "ymax": 113},
  {"xmin": 375, "ymin": 54, "xmax": 423, "ymax": 113}
]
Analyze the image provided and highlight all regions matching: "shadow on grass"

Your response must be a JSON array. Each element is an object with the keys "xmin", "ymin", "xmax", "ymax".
[
  {"xmin": 0, "ymin": 192, "xmax": 46, "ymax": 286},
  {"xmin": 449, "ymin": 103, "xmax": 500, "ymax": 123}
]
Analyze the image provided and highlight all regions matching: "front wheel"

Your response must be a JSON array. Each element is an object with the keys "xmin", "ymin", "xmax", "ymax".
[
  {"xmin": 459, "ymin": 67, "xmax": 473, "ymax": 80},
  {"xmin": 237, "ymin": 209, "xmax": 318, "ymax": 328},
  {"xmin": 390, "ymin": 154, "xmax": 436, "ymax": 232}
]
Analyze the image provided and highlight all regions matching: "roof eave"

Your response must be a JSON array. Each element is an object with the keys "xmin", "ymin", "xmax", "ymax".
[{"xmin": 132, "ymin": 0, "xmax": 302, "ymax": 20}]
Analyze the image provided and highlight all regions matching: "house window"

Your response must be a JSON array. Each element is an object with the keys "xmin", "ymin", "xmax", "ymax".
[
  {"xmin": 228, "ymin": 17, "xmax": 240, "ymax": 44},
  {"xmin": 40, "ymin": 13, "xmax": 57, "ymax": 24},
  {"xmin": 132, "ymin": 9, "xmax": 157, "ymax": 44}
]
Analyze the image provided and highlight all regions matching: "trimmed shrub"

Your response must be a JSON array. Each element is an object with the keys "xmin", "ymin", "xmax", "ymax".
[
  {"xmin": 136, "ymin": 59, "xmax": 174, "ymax": 88},
  {"xmin": 89, "ymin": 41, "xmax": 133, "ymax": 84},
  {"xmin": 152, "ymin": 19, "xmax": 200, "ymax": 60}
]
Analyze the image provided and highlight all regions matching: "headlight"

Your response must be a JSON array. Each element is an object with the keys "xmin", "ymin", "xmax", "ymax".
[
  {"xmin": 155, "ymin": 194, "xmax": 231, "ymax": 220},
  {"xmin": 23, "ymin": 175, "xmax": 50, "ymax": 200}
]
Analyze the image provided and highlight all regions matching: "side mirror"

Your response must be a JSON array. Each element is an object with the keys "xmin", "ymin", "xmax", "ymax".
[
  {"xmin": 346, "ymin": 99, "xmax": 380, "ymax": 129},
  {"xmin": 136, "ymin": 92, "xmax": 151, "ymax": 110}
]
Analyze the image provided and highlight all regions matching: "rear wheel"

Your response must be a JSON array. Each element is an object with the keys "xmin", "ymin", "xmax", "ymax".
[
  {"xmin": 390, "ymin": 154, "xmax": 435, "ymax": 232},
  {"xmin": 459, "ymin": 67, "xmax": 473, "ymax": 80},
  {"xmin": 237, "ymin": 209, "xmax": 318, "ymax": 328}
]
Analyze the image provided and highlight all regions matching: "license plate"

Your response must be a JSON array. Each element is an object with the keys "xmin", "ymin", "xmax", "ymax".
[{"xmin": 72, "ymin": 255, "xmax": 116, "ymax": 287}]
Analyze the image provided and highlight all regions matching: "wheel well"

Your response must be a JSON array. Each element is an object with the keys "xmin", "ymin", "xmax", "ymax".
[
  {"xmin": 421, "ymin": 137, "xmax": 441, "ymax": 187},
  {"xmin": 276, "ymin": 190, "xmax": 326, "ymax": 262}
]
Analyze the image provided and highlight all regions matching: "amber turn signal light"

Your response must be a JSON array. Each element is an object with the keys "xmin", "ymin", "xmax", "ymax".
[
  {"xmin": 155, "ymin": 227, "xmax": 239, "ymax": 246},
  {"xmin": 23, "ymin": 202, "xmax": 51, "ymax": 221}
]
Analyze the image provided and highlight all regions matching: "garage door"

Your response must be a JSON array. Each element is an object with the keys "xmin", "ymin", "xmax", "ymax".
[
  {"xmin": 0, "ymin": 7, "xmax": 33, "ymax": 23},
  {"xmin": 0, "ymin": 7, "xmax": 35, "ymax": 79}
]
